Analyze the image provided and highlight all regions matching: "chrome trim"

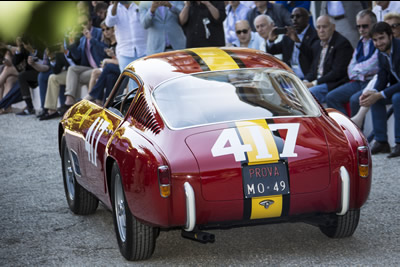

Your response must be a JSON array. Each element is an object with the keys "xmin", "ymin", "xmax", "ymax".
[
  {"xmin": 337, "ymin": 166, "xmax": 350, "ymax": 215},
  {"xmin": 183, "ymin": 182, "xmax": 196, "ymax": 232},
  {"xmin": 68, "ymin": 148, "xmax": 81, "ymax": 177}
]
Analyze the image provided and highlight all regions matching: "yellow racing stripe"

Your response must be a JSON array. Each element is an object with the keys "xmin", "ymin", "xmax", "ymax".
[
  {"xmin": 251, "ymin": 195, "xmax": 283, "ymax": 219},
  {"xmin": 237, "ymin": 119, "xmax": 283, "ymax": 220},
  {"xmin": 186, "ymin": 48, "xmax": 239, "ymax": 71},
  {"xmin": 236, "ymin": 119, "xmax": 279, "ymax": 165}
]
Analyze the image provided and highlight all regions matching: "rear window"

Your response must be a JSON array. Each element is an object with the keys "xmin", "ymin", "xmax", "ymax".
[{"xmin": 153, "ymin": 68, "xmax": 320, "ymax": 129}]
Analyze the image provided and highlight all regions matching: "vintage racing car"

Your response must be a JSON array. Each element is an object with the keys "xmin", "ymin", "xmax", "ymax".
[{"xmin": 59, "ymin": 47, "xmax": 371, "ymax": 261}]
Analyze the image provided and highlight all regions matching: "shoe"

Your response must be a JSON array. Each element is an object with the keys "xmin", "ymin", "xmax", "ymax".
[
  {"xmin": 58, "ymin": 104, "xmax": 73, "ymax": 116},
  {"xmin": 0, "ymin": 108, "xmax": 12, "ymax": 115},
  {"xmin": 39, "ymin": 111, "xmax": 61, "ymax": 121},
  {"xmin": 371, "ymin": 141, "xmax": 390, "ymax": 154},
  {"xmin": 16, "ymin": 108, "xmax": 35, "ymax": 116},
  {"xmin": 84, "ymin": 94, "xmax": 94, "ymax": 101},
  {"xmin": 387, "ymin": 144, "xmax": 400, "ymax": 158},
  {"xmin": 36, "ymin": 109, "xmax": 48, "ymax": 119}
]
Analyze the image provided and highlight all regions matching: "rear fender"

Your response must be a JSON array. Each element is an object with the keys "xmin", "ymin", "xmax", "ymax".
[
  {"xmin": 106, "ymin": 125, "xmax": 171, "ymax": 227},
  {"xmin": 326, "ymin": 108, "xmax": 372, "ymax": 209}
]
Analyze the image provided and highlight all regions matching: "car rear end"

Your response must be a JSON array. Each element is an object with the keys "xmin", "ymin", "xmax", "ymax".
[{"xmin": 151, "ymin": 68, "xmax": 371, "ymax": 230}]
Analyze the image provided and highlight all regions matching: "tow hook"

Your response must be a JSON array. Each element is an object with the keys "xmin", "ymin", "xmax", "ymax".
[{"xmin": 181, "ymin": 228, "xmax": 215, "ymax": 244}]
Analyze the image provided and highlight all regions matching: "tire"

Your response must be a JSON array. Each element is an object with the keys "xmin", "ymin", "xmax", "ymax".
[
  {"xmin": 61, "ymin": 136, "xmax": 98, "ymax": 215},
  {"xmin": 319, "ymin": 209, "xmax": 360, "ymax": 238},
  {"xmin": 111, "ymin": 162, "xmax": 157, "ymax": 261}
]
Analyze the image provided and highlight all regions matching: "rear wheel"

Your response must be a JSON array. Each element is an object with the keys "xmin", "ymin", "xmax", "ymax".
[
  {"xmin": 61, "ymin": 136, "xmax": 98, "ymax": 215},
  {"xmin": 111, "ymin": 162, "xmax": 157, "ymax": 261},
  {"xmin": 319, "ymin": 209, "xmax": 360, "ymax": 238}
]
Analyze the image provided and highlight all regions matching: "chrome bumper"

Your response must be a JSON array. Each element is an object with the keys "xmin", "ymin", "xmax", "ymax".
[
  {"xmin": 337, "ymin": 166, "xmax": 350, "ymax": 215},
  {"xmin": 183, "ymin": 182, "xmax": 196, "ymax": 231}
]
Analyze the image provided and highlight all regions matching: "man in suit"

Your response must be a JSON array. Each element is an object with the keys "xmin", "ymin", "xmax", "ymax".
[
  {"xmin": 139, "ymin": 1, "xmax": 186, "ymax": 55},
  {"xmin": 63, "ymin": 14, "xmax": 107, "ymax": 107},
  {"xmin": 359, "ymin": 22, "xmax": 400, "ymax": 157},
  {"xmin": 303, "ymin": 15, "xmax": 353, "ymax": 103},
  {"xmin": 320, "ymin": 1, "xmax": 365, "ymax": 48},
  {"xmin": 266, "ymin": 7, "xmax": 318, "ymax": 80}
]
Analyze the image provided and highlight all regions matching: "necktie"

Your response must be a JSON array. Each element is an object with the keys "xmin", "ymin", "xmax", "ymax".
[{"xmin": 85, "ymin": 38, "xmax": 98, "ymax": 68}]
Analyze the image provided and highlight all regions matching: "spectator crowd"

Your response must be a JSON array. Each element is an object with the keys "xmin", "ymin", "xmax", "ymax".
[{"xmin": 0, "ymin": 1, "xmax": 400, "ymax": 157}]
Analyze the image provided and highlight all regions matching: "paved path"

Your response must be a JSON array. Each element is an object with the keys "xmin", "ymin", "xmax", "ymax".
[{"xmin": 1, "ymin": 113, "xmax": 399, "ymax": 266}]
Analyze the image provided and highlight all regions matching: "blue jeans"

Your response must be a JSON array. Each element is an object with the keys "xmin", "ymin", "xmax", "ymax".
[
  {"xmin": 0, "ymin": 81, "xmax": 21, "ymax": 109},
  {"xmin": 309, "ymin": 83, "xmax": 328, "ymax": 103},
  {"xmin": 371, "ymin": 90, "xmax": 400, "ymax": 144},
  {"xmin": 326, "ymin": 80, "xmax": 369, "ymax": 116},
  {"xmin": 89, "ymin": 63, "xmax": 120, "ymax": 103},
  {"xmin": 118, "ymin": 53, "xmax": 142, "ymax": 73}
]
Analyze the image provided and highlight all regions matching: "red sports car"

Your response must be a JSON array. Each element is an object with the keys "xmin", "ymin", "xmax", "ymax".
[{"xmin": 59, "ymin": 47, "xmax": 371, "ymax": 261}]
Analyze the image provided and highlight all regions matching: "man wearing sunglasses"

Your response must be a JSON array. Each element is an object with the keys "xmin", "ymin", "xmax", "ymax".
[
  {"xmin": 326, "ymin": 10, "xmax": 379, "ymax": 117},
  {"xmin": 232, "ymin": 20, "xmax": 261, "ymax": 49},
  {"xmin": 266, "ymin": 7, "xmax": 318, "ymax": 80}
]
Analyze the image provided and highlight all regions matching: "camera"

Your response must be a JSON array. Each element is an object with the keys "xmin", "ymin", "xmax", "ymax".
[{"xmin": 273, "ymin": 27, "xmax": 287, "ymax": 35}]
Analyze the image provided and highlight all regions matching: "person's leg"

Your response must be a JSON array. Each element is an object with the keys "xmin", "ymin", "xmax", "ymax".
[
  {"xmin": 0, "ymin": 81, "xmax": 21, "ymax": 112},
  {"xmin": 65, "ymin": 65, "xmax": 92, "ymax": 105},
  {"xmin": 103, "ymin": 64, "xmax": 121, "ymax": 103},
  {"xmin": 88, "ymin": 68, "xmax": 109, "ymax": 101},
  {"xmin": 17, "ymin": 69, "xmax": 39, "ymax": 114},
  {"xmin": 44, "ymin": 72, "xmax": 67, "ymax": 113},
  {"xmin": 38, "ymin": 69, "xmax": 52, "ymax": 110},
  {"xmin": 41, "ymin": 71, "xmax": 68, "ymax": 120},
  {"xmin": 392, "ymin": 92, "xmax": 400, "ymax": 144},
  {"xmin": 3, "ymin": 75, "xmax": 18, "ymax": 99},
  {"xmin": 371, "ymin": 98, "xmax": 389, "ymax": 143},
  {"xmin": 117, "ymin": 55, "xmax": 137, "ymax": 73},
  {"xmin": 0, "ymin": 65, "xmax": 18, "ymax": 100},
  {"xmin": 77, "ymin": 69, "xmax": 94, "ymax": 100},
  {"xmin": 59, "ymin": 85, "xmax": 66, "ymax": 106},
  {"xmin": 349, "ymin": 90, "xmax": 364, "ymax": 117},
  {"xmin": 87, "ymin": 68, "xmax": 102, "ymax": 93},
  {"xmin": 89, "ymin": 63, "xmax": 119, "ymax": 101},
  {"xmin": 326, "ymin": 81, "xmax": 365, "ymax": 116},
  {"xmin": 309, "ymin": 83, "xmax": 329, "ymax": 104}
]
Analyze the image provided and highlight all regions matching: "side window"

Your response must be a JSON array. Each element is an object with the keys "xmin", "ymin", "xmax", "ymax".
[{"xmin": 106, "ymin": 74, "xmax": 139, "ymax": 117}]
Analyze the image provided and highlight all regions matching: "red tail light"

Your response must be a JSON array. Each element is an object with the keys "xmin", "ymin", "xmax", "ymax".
[
  {"xmin": 158, "ymin": 165, "xmax": 171, "ymax": 197},
  {"xmin": 357, "ymin": 146, "xmax": 369, "ymax": 178}
]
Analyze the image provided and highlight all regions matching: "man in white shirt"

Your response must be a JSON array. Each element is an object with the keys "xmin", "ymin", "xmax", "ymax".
[
  {"xmin": 373, "ymin": 1, "xmax": 400, "ymax": 22},
  {"xmin": 224, "ymin": 1, "xmax": 250, "ymax": 46},
  {"xmin": 232, "ymin": 20, "xmax": 261, "ymax": 49},
  {"xmin": 105, "ymin": 1, "xmax": 148, "ymax": 72}
]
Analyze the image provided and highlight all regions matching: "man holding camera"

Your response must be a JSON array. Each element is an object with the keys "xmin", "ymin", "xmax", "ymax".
[{"xmin": 266, "ymin": 7, "xmax": 318, "ymax": 80}]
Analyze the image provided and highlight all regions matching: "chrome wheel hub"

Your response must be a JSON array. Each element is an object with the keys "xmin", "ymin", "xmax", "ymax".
[{"xmin": 114, "ymin": 174, "xmax": 126, "ymax": 242}]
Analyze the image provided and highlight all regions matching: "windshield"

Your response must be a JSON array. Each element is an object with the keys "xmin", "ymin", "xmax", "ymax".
[{"xmin": 153, "ymin": 68, "xmax": 320, "ymax": 129}]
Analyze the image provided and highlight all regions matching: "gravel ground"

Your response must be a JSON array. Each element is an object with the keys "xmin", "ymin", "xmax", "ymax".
[{"xmin": 1, "ymin": 112, "xmax": 400, "ymax": 266}]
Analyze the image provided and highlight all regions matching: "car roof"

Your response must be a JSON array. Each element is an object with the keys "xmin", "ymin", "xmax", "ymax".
[{"xmin": 125, "ymin": 47, "xmax": 293, "ymax": 91}]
